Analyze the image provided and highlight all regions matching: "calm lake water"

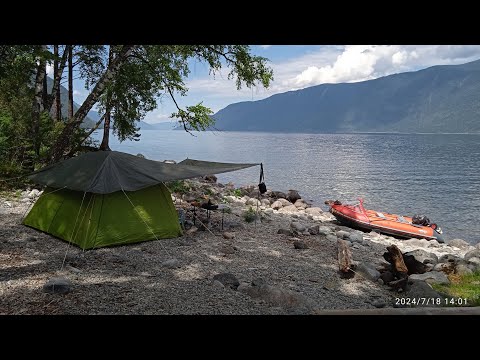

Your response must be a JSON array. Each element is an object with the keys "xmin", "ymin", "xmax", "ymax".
[{"xmin": 93, "ymin": 130, "xmax": 480, "ymax": 244}]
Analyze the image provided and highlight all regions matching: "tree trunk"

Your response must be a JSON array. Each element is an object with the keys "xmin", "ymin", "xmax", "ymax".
[
  {"xmin": 99, "ymin": 48, "xmax": 115, "ymax": 151},
  {"xmin": 49, "ymin": 45, "xmax": 134, "ymax": 163},
  {"xmin": 68, "ymin": 45, "xmax": 73, "ymax": 120},
  {"xmin": 47, "ymin": 45, "xmax": 69, "ymax": 115},
  {"xmin": 31, "ymin": 46, "xmax": 47, "ymax": 158}
]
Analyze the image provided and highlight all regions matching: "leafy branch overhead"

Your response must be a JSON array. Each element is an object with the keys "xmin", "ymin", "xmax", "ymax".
[{"xmin": 0, "ymin": 44, "xmax": 274, "ymax": 174}]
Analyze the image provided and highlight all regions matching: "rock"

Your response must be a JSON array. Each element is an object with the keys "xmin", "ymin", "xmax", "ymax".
[
  {"xmin": 433, "ymin": 262, "xmax": 455, "ymax": 274},
  {"xmin": 212, "ymin": 280, "xmax": 225, "ymax": 288},
  {"xmin": 348, "ymin": 232, "xmax": 364, "ymax": 244},
  {"xmin": 271, "ymin": 200, "xmax": 283, "ymax": 210},
  {"xmin": 377, "ymin": 278, "xmax": 384, "ymax": 285},
  {"xmin": 264, "ymin": 208, "xmax": 274, "ymax": 215},
  {"xmin": 293, "ymin": 240, "xmax": 308, "ymax": 250},
  {"xmin": 43, "ymin": 277, "xmax": 72, "ymax": 294},
  {"xmin": 294, "ymin": 200, "xmax": 307, "ymax": 209},
  {"xmin": 186, "ymin": 226, "xmax": 198, "ymax": 235},
  {"xmin": 241, "ymin": 282, "xmax": 315, "ymax": 314},
  {"xmin": 290, "ymin": 221, "xmax": 306, "ymax": 233},
  {"xmin": 277, "ymin": 198, "xmax": 291, "ymax": 206},
  {"xmin": 286, "ymin": 190, "xmax": 301, "ymax": 204},
  {"xmin": 404, "ymin": 249, "xmax": 438, "ymax": 265},
  {"xmin": 439, "ymin": 254, "xmax": 463, "ymax": 264},
  {"xmin": 21, "ymin": 198, "xmax": 31, "ymax": 203},
  {"xmin": 5, "ymin": 201, "xmax": 12, "ymax": 207},
  {"xmin": 356, "ymin": 262, "xmax": 381, "ymax": 282},
  {"xmin": 26, "ymin": 236, "xmax": 37, "ymax": 242},
  {"xmin": 464, "ymin": 249, "xmax": 480, "ymax": 261},
  {"xmin": 405, "ymin": 279, "xmax": 443, "ymax": 306},
  {"xmin": 318, "ymin": 226, "xmax": 333, "ymax": 236},
  {"xmin": 203, "ymin": 174, "xmax": 217, "ymax": 183},
  {"xmin": 261, "ymin": 199, "xmax": 271, "ymax": 207},
  {"xmin": 252, "ymin": 278, "xmax": 267, "ymax": 287},
  {"xmin": 213, "ymin": 273, "xmax": 240, "ymax": 290},
  {"xmin": 278, "ymin": 205, "xmax": 298, "ymax": 213},
  {"xmin": 308, "ymin": 225, "xmax": 320, "ymax": 235},
  {"xmin": 237, "ymin": 282, "xmax": 250, "ymax": 293},
  {"xmin": 271, "ymin": 191, "xmax": 287, "ymax": 200},
  {"xmin": 220, "ymin": 245, "xmax": 235, "ymax": 254},
  {"xmin": 326, "ymin": 234, "xmax": 337, "ymax": 242},
  {"xmin": 222, "ymin": 232, "xmax": 235, "ymax": 240},
  {"xmin": 305, "ymin": 207, "xmax": 323, "ymax": 215},
  {"xmin": 336, "ymin": 230, "xmax": 349, "ymax": 239},
  {"xmin": 410, "ymin": 271, "xmax": 450, "ymax": 285},
  {"xmin": 447, "ymin": 238, "xmax": 472, "ymax": 249},
  {"xmin": 28, "ymin": 189, "xmax": 40, "ymax": 198},
  {"xmin": 455, "ymin": 264, "xmax": 473, "ymax": 275},
  {"xmin": 277, "ymin": 228, "xmax": 293, "ymax": 236},
  {"xmin": 467, "ymin": 257, "xmax": 480, "ymax": 268},
  {"xmin": 380, "ymin": 271, "xmax": 394, "ymax": 284},
  {"xmin": 402, "ymin": 238, "xmax": 431, "ymax": 248},
  {"xmin": 162, "ymin": 258, "xmax": 180, "ymax": 269},
  {"xmin": 246, "ymin": 198, "xmax": 261, "ymax": 206},
  {"xmin": 371, "ymin": 299, "xmax": 386, "ymax": 308},
  {"xmin": 476, "ymin": 242, "xmax": 480, "ymax": 250}
]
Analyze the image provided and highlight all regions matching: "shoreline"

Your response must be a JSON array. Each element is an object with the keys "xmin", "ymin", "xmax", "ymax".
[{"xmin": 1, "ymin": 178, "xmax": 479, "ymax": 315}]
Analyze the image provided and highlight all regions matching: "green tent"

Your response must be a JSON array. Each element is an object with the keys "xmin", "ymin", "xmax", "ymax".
[{"xmin": 23, "ymin": 150, "xmax": 259, "ymax": 249}]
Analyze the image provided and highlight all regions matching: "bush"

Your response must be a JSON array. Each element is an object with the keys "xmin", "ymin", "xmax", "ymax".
[
  {"xmin": 166, "ymin": 180, "xmax": 191, "ymax": 195},
  {"xmin": 243, "ymin": 206, "xmax": 257, "ymax": 223}
]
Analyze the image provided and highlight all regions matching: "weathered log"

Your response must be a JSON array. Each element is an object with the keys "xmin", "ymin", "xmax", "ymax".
[
  {"xmin": 385, "ymin": 245, "xmax": 408, "ymax": 275},
  {"xmin": 337, "ymin": 239, "xmax": 354, "ymax": 278},
  {"xmin": 383, "ymin": 245, "xmax": 409, "ymax": 291}
]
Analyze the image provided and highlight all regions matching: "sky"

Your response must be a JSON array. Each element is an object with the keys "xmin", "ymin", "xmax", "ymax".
[{"xmin": 54, "ymin": 45, "xmax": 480, "ymax": 124}]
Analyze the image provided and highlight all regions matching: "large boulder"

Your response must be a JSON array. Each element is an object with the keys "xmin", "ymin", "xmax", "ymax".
[
  {"xmin": 404, "ymin": 279, "xmax": 444, "ymax": 307},
  {"xmin": 213, "ymin": 273, "xmax": 240, "ymax": 290},
  {"xmin": 43, "ymin": 277, "xmax": 72, "ymax": 294},
  {"xmin": 271, "ymin": 191, "xmax": 287, "ymax": 200},
  {"xmin": 290, "ymin": 221, "xmax": 307, "ymax": 233},
  {"xmin": 277, "ymin": 198, "xmax": 291, "ymax": 207},
  {"xmin": 404, "ymin": 249, "xmax": 438, "ymax": 265},
  {"xmin": 464, "ymin": 249, "xmax": 480, "ymax": 261},
  {"xmin": 286, "ymin": 190, "xmax": 301, "ymax": 204},
  {"xmin": 305, "ymin": 207, "xmax": 323, "ymax": 216},
  {"xmin": 409, "ymin": 271, "xmax": 449, "ymax": 285},
  {"xmin": 271, "ymin": 200, "xmax": 283, "ymax": 210},
  {"xmin": 278, "ymin": 205, "xmax": 298, "ymax": 214}
]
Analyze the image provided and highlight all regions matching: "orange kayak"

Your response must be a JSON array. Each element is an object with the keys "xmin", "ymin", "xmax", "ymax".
[{"xmin": 325, "ymin": 199, "xmax": 444, "ymax": 243}]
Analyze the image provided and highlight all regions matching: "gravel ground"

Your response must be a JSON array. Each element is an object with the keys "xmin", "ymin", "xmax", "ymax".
[{"xmin": 0, "ymin": 185, "xmax": 474, "ymax": 315}]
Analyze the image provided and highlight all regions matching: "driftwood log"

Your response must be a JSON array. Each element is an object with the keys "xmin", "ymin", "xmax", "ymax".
[
  {"xmin": 337, "ymin": 239, "xmax": 354, "ymax": 278},
  {"xmin": 383, "ymin": 245, "xmax": 409, "ymax": 290}
]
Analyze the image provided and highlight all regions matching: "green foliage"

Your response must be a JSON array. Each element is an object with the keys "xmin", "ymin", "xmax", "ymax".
[
  {"xmin": 432, "ymin": 271, "xmax": 480, "ymax": 306},
  {"xmin": 166, "ymin": 180, "xmax": 191, "ymax": 195},
  {"xmin": 225, "ymin": 188, "xmax": 243, "ymax": 198},
  {"xmin": 0, "ymin": 44, "xmax": 274, "ymax": 175},
  {"xmin": 243, "ymin": 206, "xmax": 257, "ymax": 223}
]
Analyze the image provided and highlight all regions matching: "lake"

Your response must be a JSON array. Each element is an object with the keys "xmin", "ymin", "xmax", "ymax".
[{"xmin": 93, "ymin": 130, "xmax": 480, "ymax": 244}]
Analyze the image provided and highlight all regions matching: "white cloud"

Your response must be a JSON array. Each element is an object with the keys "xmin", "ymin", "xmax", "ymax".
[
  {"xmin": 285, "ymin": 45, "xmax": 480, "ymax": 89},
  {"xmin": 259, "ymin": 45, "xmax": 272, "ymax": 49}
]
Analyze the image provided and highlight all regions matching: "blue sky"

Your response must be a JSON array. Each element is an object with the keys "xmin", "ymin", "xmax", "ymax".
[{"xmin": 57, "ymin": 45, "xmax": 480, "ymax": 124}]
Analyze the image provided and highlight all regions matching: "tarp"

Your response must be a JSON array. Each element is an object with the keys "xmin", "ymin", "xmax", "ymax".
[
  {"xmin": 23, "ymin": 183, "xmax": 182, "ymax": 249},
  {"xmin": 27, "ymin": 150, "xmax": 259, "ymax": 194}
]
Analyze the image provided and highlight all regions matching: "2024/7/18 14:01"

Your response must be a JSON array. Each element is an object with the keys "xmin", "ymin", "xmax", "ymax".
[{"xmin": 395, "ymin": 297, "xmax": 468, "ymax": 306}]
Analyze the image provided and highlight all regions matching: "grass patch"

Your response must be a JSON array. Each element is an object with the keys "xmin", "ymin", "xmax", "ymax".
[{"xmin": 433, "ymin": 271, "xmax": 480, "ymax": 306}]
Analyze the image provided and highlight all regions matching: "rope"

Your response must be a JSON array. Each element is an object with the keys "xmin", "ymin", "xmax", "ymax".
[
  {"xmin": 61, "ymin": 191, "xmax": 87, "ymax": 271},
  {"xmin": 120, "ymin": 188, "xmax": 172, "ymax": 257}
]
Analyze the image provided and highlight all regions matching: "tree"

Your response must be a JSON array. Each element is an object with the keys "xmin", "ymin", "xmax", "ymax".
[{"xmin": 51, "ymin": 45, "xmax": 273, "ymax": 161}]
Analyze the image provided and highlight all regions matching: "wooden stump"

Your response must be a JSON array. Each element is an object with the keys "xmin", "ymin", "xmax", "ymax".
[
  {"xmin": 337, "ymin": 239, "xmax": 354, "ymax": 278},
  {"xmin": 383, "ymin": 245, "xmax": 409, "ymax": 290}
]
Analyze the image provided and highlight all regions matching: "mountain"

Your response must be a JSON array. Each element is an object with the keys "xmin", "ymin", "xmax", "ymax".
[
  {"xmin": 212, "ymin": 59, "xmax": 480, "ymax": 133},
  {"xmin": 46, "ymin": 77, "xmax": 97, "ymax": 128}
]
